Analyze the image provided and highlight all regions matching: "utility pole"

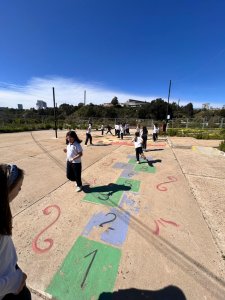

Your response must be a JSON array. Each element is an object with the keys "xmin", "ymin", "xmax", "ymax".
[
  {"xmin": 84, "ymin": 90, "xmax": 86, "ymax": 105},
  {"xmin": 52, "ymin": 87, "xmax": 58, "ymax": 138},
  {"xmin": 166, "ymin": 80, "xmax": 172, "ymax": 129}
]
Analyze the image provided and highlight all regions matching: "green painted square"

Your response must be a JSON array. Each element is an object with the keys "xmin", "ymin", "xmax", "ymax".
[
  {"xmin": 115, "ymin": 177, "xmax": 140, "ymax": 192},
  {"xmin": 128, "ymin": 158, "xmax": 137, "ymax": 164},
  {"xmin": 134, "ymin": 164, "xmax": 156, "ymax": 173},
  {"xmin": 83, "ymin": 189, "xmax": 123, "ymax": 207},
  {"xmin": 46, "ymin": 236, "xmax": 121, "ymax": 300}
]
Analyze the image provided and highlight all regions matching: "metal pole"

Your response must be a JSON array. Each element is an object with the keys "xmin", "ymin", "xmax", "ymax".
[
  {"xmin": 84, "ymin": 90, "xmax": 86, "ymax": 105},
  {"xmin": 52, "ymin": 87, "xmax": 58, "ymax": 138},
  {"xmin": 166, "ymin": 80, "xmax": 172, "ymax": 130}
]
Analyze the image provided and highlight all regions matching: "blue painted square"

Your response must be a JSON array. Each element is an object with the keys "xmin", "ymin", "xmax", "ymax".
[
  {"xmin": 112, "ymin": 162, "xmax": 134, "ymax": 169},
  {"xmin": 82, "ymin": 208, "xmax": 130, "ymax": 247}
]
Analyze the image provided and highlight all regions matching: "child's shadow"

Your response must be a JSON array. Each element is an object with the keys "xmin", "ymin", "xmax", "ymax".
[
  {"xmin": 146, "ymin": 159, "xmax": 162, "ymax": 167},
  {"xmin": 82, "ymin": 183, "xmax": 131, "ymax": 198}
]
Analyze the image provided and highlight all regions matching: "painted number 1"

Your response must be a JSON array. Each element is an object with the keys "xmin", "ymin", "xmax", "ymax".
[{"xmin": 81, "ymin": 249, "xmax": 98, "ymax": 289}]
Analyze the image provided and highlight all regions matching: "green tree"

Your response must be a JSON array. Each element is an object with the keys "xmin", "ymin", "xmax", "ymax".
[
  {"xmin": 111, "ymin": 97, "xmax": 119, "ymax": 106},
  {"xmin": 183, "ymin": 102, "xmax": 194, "ymax": 117}
]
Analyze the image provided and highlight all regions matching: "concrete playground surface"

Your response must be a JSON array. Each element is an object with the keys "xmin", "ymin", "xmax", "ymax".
[{"xmin": 0, "ymin": 130, "xmax": 225, "ymax": 300}]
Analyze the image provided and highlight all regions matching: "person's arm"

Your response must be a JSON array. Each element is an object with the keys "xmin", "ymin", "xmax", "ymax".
[
  {"xmin": 0, "ymin": 236, "xmax": 26, "ymax": 296},
  {"xmin": 69, "ymin": 151, "xmax": 82, "ymax": 162}
]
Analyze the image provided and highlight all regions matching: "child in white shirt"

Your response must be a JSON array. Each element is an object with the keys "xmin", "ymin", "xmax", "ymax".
[{"xmin": 132, "ymin": 132, "xmax": 148, "ymax": 164}]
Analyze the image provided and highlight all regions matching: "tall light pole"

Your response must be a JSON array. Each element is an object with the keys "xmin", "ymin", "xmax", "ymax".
[
  {"xmin": 84, "ymin": 90, "xmax": 86, "ymax": 105},
  {"xmin": 52, "ymin": 87, "xmax": 58, "ymax": 138},
  {"xmin": 166, "ymin": 80, "xmax": 172, "ymax": 128}
]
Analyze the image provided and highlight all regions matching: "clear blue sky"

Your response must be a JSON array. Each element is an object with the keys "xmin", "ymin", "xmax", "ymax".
[{"xmin": 0, "ymin": 0, "xmax": 225, "ymax": 109}]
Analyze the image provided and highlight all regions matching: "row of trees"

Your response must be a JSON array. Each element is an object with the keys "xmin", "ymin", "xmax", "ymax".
[{"xmin": 1, "ymin": 98, "xmax": 225, "ymax": 125}]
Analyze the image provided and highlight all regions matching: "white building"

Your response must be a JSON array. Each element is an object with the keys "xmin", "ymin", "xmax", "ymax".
[{"xmin": 122, "ymin": 99, "xmax": 148, "ymax": 107}]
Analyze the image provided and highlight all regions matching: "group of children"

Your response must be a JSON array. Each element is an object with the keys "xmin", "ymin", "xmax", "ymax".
[
  {"xmin": 0, "ymin": 122, "xmax": 160, "ymax": 299},
  {"xmin": 65, "ymin": 122, "xmax": 159, "ymax": 191}
]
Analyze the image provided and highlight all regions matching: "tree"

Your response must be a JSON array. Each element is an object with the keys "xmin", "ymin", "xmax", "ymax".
[
  {"xmin": 183, "ymin": 103, "xmax": 194, "ymax": 117},
  {"xmin": 111, "ymin": 97, "xmax": 119, "ymax": 106}
]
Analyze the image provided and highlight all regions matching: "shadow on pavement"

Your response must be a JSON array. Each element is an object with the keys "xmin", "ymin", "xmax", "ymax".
[
  {"xmin": 147, "ymin": 159, "xmax": 162, "ymax": 167},
  {"xmin": 145, "ymin": 149, "xmax": 164, "ymax": 152},
  {"xmin": 82, "ymin": 183, "xmax": 131, "ymax": 195},
  {"xmin": 98, "ymin": 285, "xmax": 186, "ymax": 300}
]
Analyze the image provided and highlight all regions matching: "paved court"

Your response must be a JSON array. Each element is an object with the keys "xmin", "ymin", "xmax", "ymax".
[{"xmin": 0, "ymin": 130, "xmax": 225, "ymax": 300}]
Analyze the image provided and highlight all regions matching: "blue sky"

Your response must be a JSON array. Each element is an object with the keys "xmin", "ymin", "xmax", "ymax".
[{"xmin": 0, "ymin": 0, "xmax": 225, "ymax": 109}]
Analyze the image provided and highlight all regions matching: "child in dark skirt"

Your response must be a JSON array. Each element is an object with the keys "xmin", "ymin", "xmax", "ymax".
[
  {"xmin": 63, "ymin": 131, "xmax": 83, "ymax": 192},
  {"xmin": 132, "ymin": 132, "xmax": 148, "ymax": 164}
]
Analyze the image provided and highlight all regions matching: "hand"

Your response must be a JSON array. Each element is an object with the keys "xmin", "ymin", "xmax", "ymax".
[
  {"xmin": 16, "ymin": 272, "xmax": 27, "ymax": 294},
  {"xmin": 69, "ymin": 158, "xmax": 74, "ymax": 162},
  {"xmin": 63, "ymin": 148, "xmax": 67, "ymax": 153}
]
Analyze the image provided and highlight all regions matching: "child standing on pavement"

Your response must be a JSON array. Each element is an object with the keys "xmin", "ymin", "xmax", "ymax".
[
  {"xmin": 132, "ymin": 132, "xmax": 148, "ymax": 164},
  {"xmin": 85, "ymin": 124, "xmax": 93, "ymax": 145},
  {"xmin": 0, "ymin": 164, "xmax": 31, "ymax": 300},
  {"xmin": 64, "ymin": 131, "xmax": 83, "ymax": 192}
]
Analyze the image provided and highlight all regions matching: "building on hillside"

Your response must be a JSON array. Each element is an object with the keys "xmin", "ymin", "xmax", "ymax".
[
  {"xmin": 202, "ymin": 103, "xmax": 210, "ymax": 110},
  {"xmin": 36, "ymin": 100, "xmax": 47, "ymax": 109},
  {"xmin": 102, "ymin": 103, "xmax": 114, "ymax": 107},
  {"xmin": 122, "ymin": 99, "xmax": 148, "ymax": 107},
  {"xmin": 18, "ymin": 104, "xmax": 23, "ymax": 109}
]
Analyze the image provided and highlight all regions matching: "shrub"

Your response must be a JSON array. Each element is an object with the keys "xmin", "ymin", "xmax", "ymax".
[{"xmin": 218, "ymin": 140, "xmax": 225, "ymax": 152}]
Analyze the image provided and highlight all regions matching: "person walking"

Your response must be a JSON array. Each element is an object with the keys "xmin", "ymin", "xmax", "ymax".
[
  {"xmin": 105, "ymin": 125, "xmax": 113, "ymax": 135},
  {"xmin": 85, "ymin": 124, "xmax": 93, "ymax": 145},
  {"xmin": 64, "ymin": 131, "xmax": 83, "ymax": 192},
  {"xmin": 100, "ymin": 124, "xmax": 104, "ymax": 135},
  {"xmin": 132, "ymin": 132, "xmax": 148, "ymax": 164},
  {"xmin": 141, "ymin": 126, "xmax": 148, "ymax": 151},
  {"xmin": 120, "ymin": 124, "xmax": 124, "ymax": 140},
  {"xmin": 153, "ymin": 123, "xmax": 159, "ymax": 142},
  {"xmin": 0, "ymin": 164, "xmax": 32, "ymax": 300}
]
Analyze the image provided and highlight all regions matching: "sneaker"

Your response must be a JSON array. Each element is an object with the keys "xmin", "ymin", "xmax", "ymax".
[
  {"xmin": 76, "ymin": 186, "xmax": 82, "ymax": 192},
  {"xmin": 136, "ymin": 161, "xmax": 140, "ymax": 164}
]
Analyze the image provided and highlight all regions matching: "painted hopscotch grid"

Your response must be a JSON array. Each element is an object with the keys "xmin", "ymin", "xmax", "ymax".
[
  {"xmin": 115, "ymin": 177, "xmax": 140, "ymax": 193},
  {"xmin": 46, "ymin": 236, "xmax": 121, "ymax": 300},
  {"xmin": 81, "ymin": 208, "xmax": 131, "ymax": 246},
  {"xmin": 82, "ymin": 178, "xmax": 140, "ymax": 207},
  {"xmin": 82, "ymin": 184, "xmax": 128, "ymax": 207}
]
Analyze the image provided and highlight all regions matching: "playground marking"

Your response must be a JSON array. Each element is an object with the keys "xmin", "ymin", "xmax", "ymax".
[
  {"xmin": 82, "ymin": 208, "xmax": 131, "ymax": 246},
  {"xmin": 152, "ymin": 218, "xmax": 179, "ymax": 235},
  {"xmin": 156, "ymin": 176, "xmax": 178, "ymax": 191},
  {"xmin": 46, "ymin": 236, "xmax": 121, "ymax": 300},
  {"xmin": 32, "ymin": 205, "xmax": 61, "ymax": 254}
]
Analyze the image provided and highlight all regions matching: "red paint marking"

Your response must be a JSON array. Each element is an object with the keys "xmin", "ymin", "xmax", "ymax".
[
  {"xmin": 157, "ymin": 220, "xmax": 166, "ymax": 227},
  {"xmin": 88, "ymin": 178, "xmax": 97, "ymax": 186},
  {"xmin": 102, "ymin": 158, "xmax": 117, "ymax": 166},
  {"xmin": 32, "ymin": 205, "xmax": 61, "ymax": 254},
  {"xmin": 160, "ymin": 218, "xmax": 179, "ymax": 227},
  {"xmin": 152, "ymin": 220, "xmax": 160, "ymax": 235},
  {"xmin": 156, "ymin": 176, "xmax": 178, "ymax": 191},
  {"xmin": 152, "ymin": 218, "xmax": 180, "ymax": 235}
]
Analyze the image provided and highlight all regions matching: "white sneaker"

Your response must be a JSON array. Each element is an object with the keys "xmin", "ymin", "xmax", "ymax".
[
  {"xmin": 136, "ymin": 161, "xmax": 140, "ymax": 164},
  {"xmin": 76, "ymin": 186, "xmax": 82, "ymax": 192}
]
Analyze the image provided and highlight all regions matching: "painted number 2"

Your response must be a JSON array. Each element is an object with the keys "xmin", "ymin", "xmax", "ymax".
[{"xmin": 81, "ymin": 249, "xmax": 98, "ymax": 289}]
